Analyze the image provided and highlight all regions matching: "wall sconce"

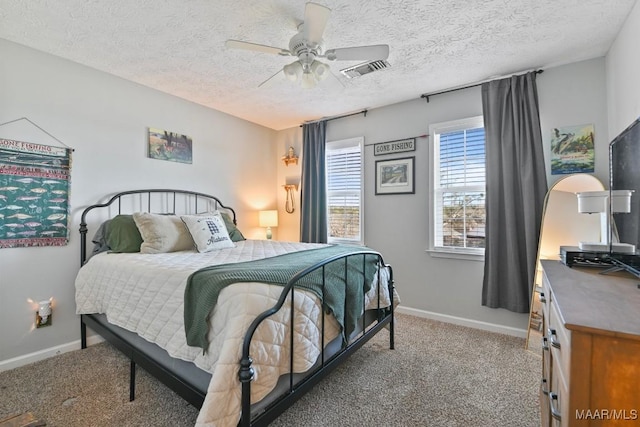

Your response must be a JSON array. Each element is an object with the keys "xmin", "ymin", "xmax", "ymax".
[
  {"xmin": 36, "ymin": 299, "xmax": 52, "ymax": 328},
  {"xmin": 259, "ymin": 210, "xmax": 279, "ymax": 240},
  {"xmin": 282, "ymin": 146, "xmax": 298, "ymax": 166}
]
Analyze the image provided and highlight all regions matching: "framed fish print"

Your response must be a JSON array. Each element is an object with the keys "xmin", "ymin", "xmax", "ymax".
[
  {"xmin": 550, "ymin": 124, "xmax": 595, "ymax": 175},
  {"xmin": 0, "ymin": 138, "xmax": 72, "ymax": 248}
]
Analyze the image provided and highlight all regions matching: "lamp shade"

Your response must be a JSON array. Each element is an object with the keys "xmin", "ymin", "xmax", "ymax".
[
  {"xmin": 283, "ymin": 61, "xmax": 303, "ymax": 82},
  {"xmin": 259, "ymin": 210, "xmax": 278, "ymax": 227},
  {"xmin": 311, "ymin": 60, "xmax": 329, "ymax": 81},
  {"xmin": 301, "ymin": 71, "xmax": 317, "ymax": 89}
]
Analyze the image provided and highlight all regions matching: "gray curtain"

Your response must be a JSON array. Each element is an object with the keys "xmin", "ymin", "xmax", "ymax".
[
  {"xmin": 481, "ymin": 72, "xmax": 548, "ymax": 312},
  {"xmin": 300, "ymin": 121, "xmax": 328, "ymax": 243}
]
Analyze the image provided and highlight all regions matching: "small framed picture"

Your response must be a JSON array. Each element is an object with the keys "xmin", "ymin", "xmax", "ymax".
[
  {"xmin": 375, "ymin": 157, "xmax": 415, "ymax": 195},
  {"xmin": 148, "ymin": 127, "xmax": 193, "ymax": 164}
]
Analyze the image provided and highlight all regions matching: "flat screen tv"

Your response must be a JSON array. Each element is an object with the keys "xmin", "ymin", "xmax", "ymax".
[{"xmin": 609, "ymin": 116, "xmax": 640, "ymax": 277}]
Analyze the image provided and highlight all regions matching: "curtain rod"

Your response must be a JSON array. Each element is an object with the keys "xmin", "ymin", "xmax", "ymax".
[
  {"xmin": 420, "ymin": 69, "xmax": 544, "ymax": 103},
  {"xmin": 300, "ymin": 109, "xmax": 368, "ymax": 127}
]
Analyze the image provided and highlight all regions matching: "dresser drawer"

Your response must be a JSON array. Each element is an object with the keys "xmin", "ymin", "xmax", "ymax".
[
  {"xmin": 548, "ymin": 297, "xmax": 571, "ymax": 384},
  {"xmin": 549, "ymin": 352, "xmax": 568, "ymax": 427},
  {"xmin": 540, "ymin": 338, "xmax": 552, "ymax": 426},
  {"xmin": 540, "ymin": 377, "xmax": 551, "ymax": 426},
  {"xmin": 541, "ymin": 270, "xmax": 552, "ymax": 321}
]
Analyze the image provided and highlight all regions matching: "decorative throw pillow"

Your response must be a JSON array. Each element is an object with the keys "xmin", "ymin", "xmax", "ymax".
[
  {"xmin": 91, "ymin": 218, "xmax": 112, "ymax": 256},
  {"xmin": 217, "ymin": 211, "xmax": 246, "ymax": 242},
  {"xmin": 132, "ymin": 212, "xmax": 195, "ymax": 254},
  {"xmin": 181, "ymin": 213, "xmax": 235, "ymax": 252},
  {"xmin": 105, "ymin": 214, "xmax": 143, "ymax": 253}
]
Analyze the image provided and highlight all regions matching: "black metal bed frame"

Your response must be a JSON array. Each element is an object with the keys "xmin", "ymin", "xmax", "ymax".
[{"xmin": 77, "ymin": 189, "xmax": 395, "ymax": 427}]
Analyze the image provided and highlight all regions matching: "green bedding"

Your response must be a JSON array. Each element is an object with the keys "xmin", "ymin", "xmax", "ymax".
[{"xmin": 184, "ymin": 244, "xmax": 380, "ymax": 351}]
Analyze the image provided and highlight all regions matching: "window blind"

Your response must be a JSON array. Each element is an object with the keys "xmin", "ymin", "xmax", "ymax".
[
  {"xmin": 435, "ymin": 127, "xmax": 486, "ymax": 249},
  {"xmin": 326, "ymin": 138, "xmax": 363, "ymax": 243}
]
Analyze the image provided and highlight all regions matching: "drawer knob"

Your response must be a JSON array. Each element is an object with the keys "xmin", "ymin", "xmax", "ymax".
[{"xmin": 547, "ymin": 328, "xmax": 561, "ymax": 349}]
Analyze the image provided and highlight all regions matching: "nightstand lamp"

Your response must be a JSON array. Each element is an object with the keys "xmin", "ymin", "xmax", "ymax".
[{"xmin": 259, "ymin": 210, "xmax": 278, "ymax": 240}]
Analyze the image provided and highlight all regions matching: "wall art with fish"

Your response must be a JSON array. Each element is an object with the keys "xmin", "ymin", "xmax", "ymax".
[{"xmin": 0, "ymin": 138, "xmax": 72, "ymax": 248}]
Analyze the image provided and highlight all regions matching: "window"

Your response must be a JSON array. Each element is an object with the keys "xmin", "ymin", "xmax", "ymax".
[
  {"xmin": 326, "ymin": 137, "xmax": 364, "ymax": 244},
  {"xmin": 429, "ymin": 116, "xmax": 486, "ymax": 257}
]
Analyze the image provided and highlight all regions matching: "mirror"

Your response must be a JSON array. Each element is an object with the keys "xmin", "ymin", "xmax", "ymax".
[{"xmin": 525, "ymin": 173, "xmax": 605, "ymax": 352}]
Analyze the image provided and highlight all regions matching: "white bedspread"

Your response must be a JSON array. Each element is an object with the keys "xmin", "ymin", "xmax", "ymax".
[{"xmin": 74, "ymin": 239, "xmax": 393, "ymax": 427}]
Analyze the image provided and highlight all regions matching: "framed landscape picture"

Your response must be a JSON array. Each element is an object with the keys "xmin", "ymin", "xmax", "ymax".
[
  {"xmin": 375, "ymin": 157, "xmax": 415, "ymax": 195},
  {"xmin": 148, "ymin": 127, "xmax": 193, "ymax": 164}
]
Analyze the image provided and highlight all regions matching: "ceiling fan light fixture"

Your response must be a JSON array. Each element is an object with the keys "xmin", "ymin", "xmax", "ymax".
[
  {"xmin": 301, "ymin": 71, "xmax": 317, "ymax": 89},
  {"xmin": 283, "ymin": 61, "xmax": 303, "ymax": 82},
  {"xmin": 311, "ymin": 61, "xmax": 329, "ymax": 81}
]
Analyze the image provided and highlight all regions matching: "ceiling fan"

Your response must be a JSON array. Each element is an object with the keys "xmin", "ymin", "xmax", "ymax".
[{"xmin": 225, "ymin": 2, "xmax": 389, "ymax": 88}]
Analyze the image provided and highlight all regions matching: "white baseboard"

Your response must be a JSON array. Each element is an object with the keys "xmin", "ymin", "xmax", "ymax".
[
  {"xmin": 2, "ymin": 309, "xmax": 525, "ymax": 372},
  {"xmin": 395, "ymin": 306, "xmax": 527, "ymax": 338},
  {"xmin": 0, "ymin": 334, "xmax": 104, "ymax": 373}
]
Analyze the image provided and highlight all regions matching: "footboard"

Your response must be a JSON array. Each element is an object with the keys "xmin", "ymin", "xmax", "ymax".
[{"xmin": 238, "ymin": 251, "xmax": 395, "ymax": 427}]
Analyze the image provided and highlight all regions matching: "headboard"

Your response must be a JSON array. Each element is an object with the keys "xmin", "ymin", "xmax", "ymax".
[{"xmin": 79, "ymin": 189, "xmax": 237, "ymax": 266}]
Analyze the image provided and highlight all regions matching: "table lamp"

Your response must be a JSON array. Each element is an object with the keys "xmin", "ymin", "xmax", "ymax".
[{"xmin": 259, "ymin": 210, "xmax": 278, "ymax": 240}]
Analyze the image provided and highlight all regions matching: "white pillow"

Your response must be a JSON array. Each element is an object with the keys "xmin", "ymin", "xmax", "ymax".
[
  {"xmin": 132, "ymin": 212, "xmax": 195, "ymax": 254},
  {"xmin": 180, "ymin": 212, "xmax": 235, "ymax": 252}
]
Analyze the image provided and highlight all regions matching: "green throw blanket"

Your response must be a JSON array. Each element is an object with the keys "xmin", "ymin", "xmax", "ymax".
[{"xmin": 184, "ymin": 245, "xmax": 380, "ymax": 351}]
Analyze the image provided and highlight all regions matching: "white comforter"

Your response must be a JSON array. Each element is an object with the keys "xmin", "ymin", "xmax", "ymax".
[{"xmin": 75, "ymin": 240, "xmax": 392, "ymax": 427}]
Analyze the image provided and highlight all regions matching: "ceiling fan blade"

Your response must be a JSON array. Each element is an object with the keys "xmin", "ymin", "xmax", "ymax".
[
  {"xmin": 324, "ymin": 44, "xmax": 390, "ymax": 61},
  {"xmin": 225, "ymin": 40, "xmax": 290, "ymax": 56},
  {"xmin": 303, "ymin": 2, "xmax": 331, "ymax": 45}
]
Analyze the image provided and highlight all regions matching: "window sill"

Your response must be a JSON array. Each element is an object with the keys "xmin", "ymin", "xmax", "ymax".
[
  {"xmin": 328, "ymin": 239, "xmax": 364, "ymax": 246},
  {"xmin": 426, "ymin": 248, "xmax": 485, "ymax": 262}
]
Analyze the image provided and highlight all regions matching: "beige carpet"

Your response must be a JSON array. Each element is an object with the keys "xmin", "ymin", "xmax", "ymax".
[{"xmin": 0, "ymin": 314, "xmax": 540, "ymax": 426}]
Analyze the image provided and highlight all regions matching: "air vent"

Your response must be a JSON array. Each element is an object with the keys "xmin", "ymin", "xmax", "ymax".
[{"xmin": 340, "ymin": 60, "xmax": 390, "ymax": 79}]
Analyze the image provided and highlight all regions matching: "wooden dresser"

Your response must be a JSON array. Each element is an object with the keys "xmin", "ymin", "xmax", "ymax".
[{"xmin": 539, "ymin": 260, "xmax": 640, "ymax": 426}]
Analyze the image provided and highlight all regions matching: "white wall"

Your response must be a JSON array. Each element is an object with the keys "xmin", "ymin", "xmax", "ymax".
[
  {"xmin": 538, "ymin": 59, "xmax": 609, "ymax": 188},
  {"xmin": 275, "ymin": 57, "xmax": 611, "ymax": 333},
  {"xmin": 606, "ymin": 0, "xmax": 640, "ymax": 138},
  {"xmin": 274, "ymin": 127, "xmax": 302, "ymax": 242},
  {"xmin": 0, "ymin": 39, "xmax": 277, "ymax": 365}
]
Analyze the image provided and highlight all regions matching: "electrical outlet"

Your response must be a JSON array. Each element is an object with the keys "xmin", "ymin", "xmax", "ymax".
[{"xmin": 36, "ymin": 311, "xmax": 52, "ymax": 328}]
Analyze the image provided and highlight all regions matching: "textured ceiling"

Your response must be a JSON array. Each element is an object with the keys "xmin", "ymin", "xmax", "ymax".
[{"xmin": 0, "ymin": 0, "xmax": 637, "ymax": 130}]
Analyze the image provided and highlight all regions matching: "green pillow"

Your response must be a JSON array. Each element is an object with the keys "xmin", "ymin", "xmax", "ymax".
[
  {"xmin": 219, "ymin": 212, "xmax": 246, "ymax": 242},
  {"xmin": 106, "ymin": 214, "xmax": 143, "ymax": 253}
]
